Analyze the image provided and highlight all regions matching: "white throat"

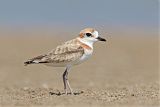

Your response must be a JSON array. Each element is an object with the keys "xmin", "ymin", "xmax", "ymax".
[{"xmin": 77, "ymin": 37, "xmax": 94, "ymax": 49}]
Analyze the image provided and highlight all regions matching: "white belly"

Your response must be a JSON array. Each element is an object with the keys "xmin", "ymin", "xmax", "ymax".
[
  {"xmin": 74, "ymin": 49, "xmax": 93, "ymax": 65},
  {"xmin": 77, "ymin": 54, "xmax": 91, "ymax": 64}
]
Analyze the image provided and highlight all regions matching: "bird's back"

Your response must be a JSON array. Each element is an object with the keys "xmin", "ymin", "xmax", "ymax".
[{"xmin": 24, "ymin": 39, "xmax": 85, "ymax": 67}]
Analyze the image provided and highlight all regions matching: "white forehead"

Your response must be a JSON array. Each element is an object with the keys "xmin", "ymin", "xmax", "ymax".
[{"xmin": 92, "ymin": 31, "xmax": 99, "ymax": 38}]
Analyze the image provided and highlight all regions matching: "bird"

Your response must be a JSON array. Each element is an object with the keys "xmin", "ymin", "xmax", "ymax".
[{"xmin": 24, "ymin": 28, "xmax": 106, "ymax": 95}]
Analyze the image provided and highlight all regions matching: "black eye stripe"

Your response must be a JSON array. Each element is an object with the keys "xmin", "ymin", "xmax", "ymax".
[{"xmin": 86, "ymin": 33, "xmax": 92, "ymax": 37}]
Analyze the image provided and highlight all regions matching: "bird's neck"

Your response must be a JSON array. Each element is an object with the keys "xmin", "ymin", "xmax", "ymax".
[{"xmin": 77, "ymin": 37, "xmax": 93, "ymax": 49}]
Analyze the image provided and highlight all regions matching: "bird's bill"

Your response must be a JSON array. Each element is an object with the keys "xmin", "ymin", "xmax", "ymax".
[{"xmin": 96, "ymin": 36, "xmax": 106, "ymax": 42}]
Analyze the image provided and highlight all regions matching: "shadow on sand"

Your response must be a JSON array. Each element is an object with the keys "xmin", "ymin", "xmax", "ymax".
[{"xmin": 49, "ymin": 91, "xmax": 84, "ymax": 96}]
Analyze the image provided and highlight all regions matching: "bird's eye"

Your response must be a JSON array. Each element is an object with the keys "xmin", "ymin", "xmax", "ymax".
[{"xmin": 86, "ymin": 33, "xmax": 92, "ymax": 37}]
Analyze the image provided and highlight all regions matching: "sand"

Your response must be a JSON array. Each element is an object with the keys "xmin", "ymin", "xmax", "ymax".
[{"xmin": 0, "ymin": 30, "xmax": 159, "ymax": 107}]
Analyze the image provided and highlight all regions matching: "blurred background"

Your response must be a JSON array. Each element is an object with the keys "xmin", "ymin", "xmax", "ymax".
[
  {"xmin": 0, "ymin": 0, "xmax": 158, "ymax": 88},
  {"xmin": 0, "ymin": 0, "xmax": 158, "ymax": 36}
]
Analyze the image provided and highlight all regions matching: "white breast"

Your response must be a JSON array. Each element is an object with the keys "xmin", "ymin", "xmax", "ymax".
[{"xmin": 74, "ymin": 48, "xmax": 93, "ymax": 65}]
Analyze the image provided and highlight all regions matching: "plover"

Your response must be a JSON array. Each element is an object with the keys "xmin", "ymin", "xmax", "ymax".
[{"xmin": 24, "ymin": 28, "xmax": 106, "ymax": 94}]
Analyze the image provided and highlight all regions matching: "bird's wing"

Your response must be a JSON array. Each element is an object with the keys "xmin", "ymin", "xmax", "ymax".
[{"xmin": 24, "ymin": 39, "xmax": 84, "ymax": 65}]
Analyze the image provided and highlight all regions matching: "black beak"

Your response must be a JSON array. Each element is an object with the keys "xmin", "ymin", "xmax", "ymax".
[{"xmin": 97, "ymin": 37, "xmax": 106, "ymax": 42}]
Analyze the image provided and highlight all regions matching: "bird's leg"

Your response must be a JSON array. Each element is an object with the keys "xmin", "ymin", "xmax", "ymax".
[
  {"xmin": 62, "ymin": 66, "xmax": 73, "ymax": 95},
  {"xmin": 66, "ymin": 78, "xmax": 73, "ymax": 95},
  {"xmin": 63, "ymin": 68, "xmax": 68, "ymax": 94}
]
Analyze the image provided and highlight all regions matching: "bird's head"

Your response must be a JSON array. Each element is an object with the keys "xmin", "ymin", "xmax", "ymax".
[{"xmin": 78, "ymin": 28, "xmax": 106, "ymax": 44}]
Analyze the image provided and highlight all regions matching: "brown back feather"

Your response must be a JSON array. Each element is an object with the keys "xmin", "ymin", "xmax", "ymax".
[{"xmin": 24, "ymin": 39, "xmax": 84, "ymax": 65}]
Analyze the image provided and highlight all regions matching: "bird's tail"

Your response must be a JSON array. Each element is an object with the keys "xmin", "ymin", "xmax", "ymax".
[
  {"xmin": 24, "ymin": 59, "xmax": 36, "ymax": 66},
  {"xmin": 24, "ymin": 54, "xmax": 47, "ymax": 66}
]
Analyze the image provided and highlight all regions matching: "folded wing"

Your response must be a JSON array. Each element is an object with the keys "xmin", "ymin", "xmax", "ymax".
[{"xmin": 24, "ymin": 39, "xmax": 84, "ymax": 65}]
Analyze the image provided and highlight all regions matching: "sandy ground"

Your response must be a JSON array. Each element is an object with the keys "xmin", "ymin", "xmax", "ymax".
[{"xmin": 0, "ymin": 30, "xmax": 159, "ymax": 107}]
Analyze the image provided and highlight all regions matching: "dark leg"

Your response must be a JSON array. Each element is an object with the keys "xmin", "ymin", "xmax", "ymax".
[
  {"xmin": 63, "ymin": 68, "xmax": 68, "ymax": 94},
  {"xmin": 62, "ymin": 66, "xmax": 73, "ymax": 95}
]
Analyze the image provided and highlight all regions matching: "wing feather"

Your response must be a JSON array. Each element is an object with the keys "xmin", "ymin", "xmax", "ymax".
[
  {"xmin": 43, "ymin": 39, "xmax": 84, "ymax": 63},
  {"xmin": 24, "ymin": 39, "xmax": 84, "ymax": 65}
]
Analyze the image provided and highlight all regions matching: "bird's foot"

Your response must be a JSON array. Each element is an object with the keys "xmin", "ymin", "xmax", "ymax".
[{"xmin": 64, "ymin": 90, "xmax": 74, "ymax": 95}]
